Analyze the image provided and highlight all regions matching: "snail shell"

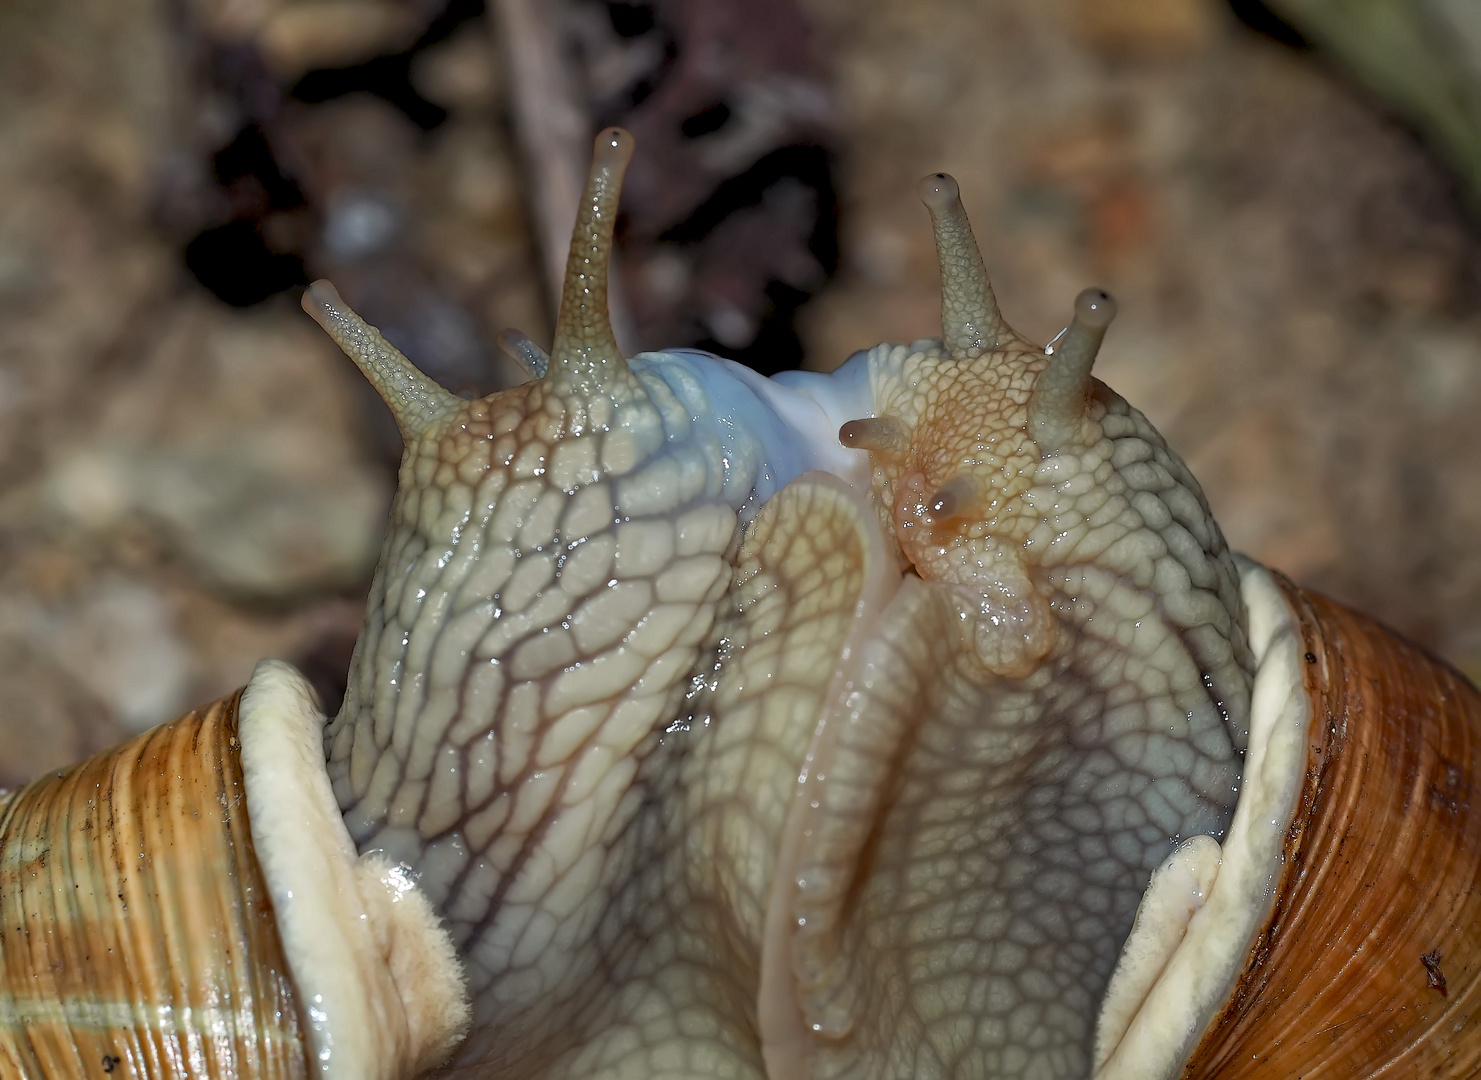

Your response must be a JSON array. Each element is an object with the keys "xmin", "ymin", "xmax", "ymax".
[
  {"xmin": 1, "ymin": 127, "xmax": 1478, "ymax": 1079},
  {"xmin": 1180, "ymin": 579, "xmax": 1481, "ymax": 1076},
  {"xmin": 1094, "ymin": 569, "xmax": 1481, "ymax": 1078},
  {"xmin": 0, "ymin": 662, "xmax": 469, "ymax": 1079},
  {"xmin": 0, "ymin": 684, "xmax": 306, "ymax": 1078}
]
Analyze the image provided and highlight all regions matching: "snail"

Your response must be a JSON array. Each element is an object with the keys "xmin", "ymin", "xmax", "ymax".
[{"xmin": 1, "ymin": 125, "xmax": 1478, "ymax": 1080}]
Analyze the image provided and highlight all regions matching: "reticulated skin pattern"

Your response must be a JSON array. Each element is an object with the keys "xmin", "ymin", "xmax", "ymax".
[
  {"xmin": 804, "ymin": 343, "xmax": 1253, "ymax": 1078},
  {"xmin": 788, "ymin": 176, "xmax": 1253, "ymax": 1078},
  {"xmin": 306, "ymin": 144, "xmax": 1255, "ymax": 1079}
]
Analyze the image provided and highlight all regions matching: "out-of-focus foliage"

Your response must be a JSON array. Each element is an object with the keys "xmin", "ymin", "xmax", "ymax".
[{"xmin": 1267, "ymin": 0, "xmax": 1481, "ymax": 205}]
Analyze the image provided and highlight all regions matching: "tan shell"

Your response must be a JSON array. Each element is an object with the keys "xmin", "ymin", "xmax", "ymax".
[
  {"xmin": 1184, "ymin": 576, "xmax": 1481, "ymax": 1076},
  {"xmin": 0, "ymin": 692, "xmax": 308, "ymax": 1078}
]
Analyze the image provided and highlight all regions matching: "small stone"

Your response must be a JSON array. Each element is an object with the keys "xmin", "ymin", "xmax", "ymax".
[
  {"xmin": 411, "ymin": 25, "xmax": 503, "ymax": 113},
  {"xmin": 257, "ymin": 1, "xmax": 421, "ymax": 80}
]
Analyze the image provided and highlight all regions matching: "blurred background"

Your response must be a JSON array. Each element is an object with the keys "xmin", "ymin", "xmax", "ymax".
[{"xmin": 2, "ymin": 0, "xmax": 1480, "ymax": 784}]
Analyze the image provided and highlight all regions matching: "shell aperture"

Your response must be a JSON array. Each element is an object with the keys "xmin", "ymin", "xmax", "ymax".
[{"xmin": 311, "ymin": 134, "xmax": 1254, "ymax": 1079}]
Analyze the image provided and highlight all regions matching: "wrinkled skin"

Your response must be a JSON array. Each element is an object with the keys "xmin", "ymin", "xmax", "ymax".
[{"xmin": 306, "ymin": 132, "xmax": 1252, "ymax": 1080}]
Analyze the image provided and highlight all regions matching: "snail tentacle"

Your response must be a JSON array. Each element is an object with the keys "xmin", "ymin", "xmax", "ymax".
[
  {"xmin": 923, "ymin": 471, "xmax": 981, "ymax": 524},
  {"xmin": 837, "ymin": 415, "xmax": 909, "ymax": 458},
  {"xmin": 1029, "ymin": 288, "xmax": 1118, "ymax": 452},
  {"xmin": 301, "ymin": 279, "xmax": 463, "ymax": 438},
  {"xmin": 547, "ymin": 127, "xmax": 636, "ymax": 397},
  {"xmin": 918, "ymin": 172, "xmax": 1009, "ymax": 357},
  {"xmin": 497, "ymin": 328, "xmax": 550, "ymax": 381}
]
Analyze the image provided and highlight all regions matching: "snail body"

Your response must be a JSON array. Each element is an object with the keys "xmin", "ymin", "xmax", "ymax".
[{"xmin": 1, "ymin": 128, "xmax": 1478, "ymax": 1079}]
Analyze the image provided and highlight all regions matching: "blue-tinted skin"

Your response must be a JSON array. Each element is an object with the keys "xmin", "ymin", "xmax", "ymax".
[{"xmin": 628, "ymin": 348, "xmax": 875, "ymax": 519}]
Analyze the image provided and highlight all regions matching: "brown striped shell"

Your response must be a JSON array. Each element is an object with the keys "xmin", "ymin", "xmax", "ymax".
[
  {"xmin": 0, "ymin": 693, "xmax": 309, "ymax": 1078},
  {"xmin": 0, "ymin": 660, "xmax": 470, "ymax": 1080},
  {"xmin": 1181, "ymin": 576, "xmax": 1481, "ymax": 1076}
]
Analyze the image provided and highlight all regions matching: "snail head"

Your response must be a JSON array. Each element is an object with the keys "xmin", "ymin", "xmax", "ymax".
[
  {"xmin": 839, "ymin": 172, "xmax": 1118, "ymax": 679},
  {"xmin": 301, "ymin": 127, "xmax": 646, "ymax": 487}
]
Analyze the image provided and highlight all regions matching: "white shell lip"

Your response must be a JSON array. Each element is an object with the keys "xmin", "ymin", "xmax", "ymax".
[
  {"xmin": 238, "ymin": 659, "xmax": 471, "ymax": 1079},
  {"xmin": 1093, "ymin": 557, "xmax": 1311, "ymax": 1078}
]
